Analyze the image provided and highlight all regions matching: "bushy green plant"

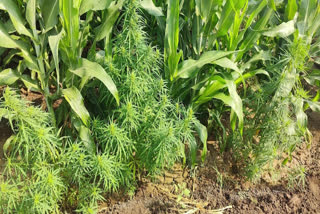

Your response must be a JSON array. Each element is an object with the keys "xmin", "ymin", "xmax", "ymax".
[
  {"xmin": 227, "ymin": 24, "xmax": 320, "ymax": 180},
  {"xmin": 0, "ymin": 88, "xmax": 129, "ymax": 213},
  {"xmin": 88, "ymin": 1, "xmax": 203, "ymax": 177},
  {"xmin": 0, "ymin": 87, "xmax": 64, "ymax": 213}
]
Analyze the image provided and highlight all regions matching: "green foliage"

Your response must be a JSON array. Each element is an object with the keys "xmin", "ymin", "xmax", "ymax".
[
  {"xmin": 0, "ymin": 88, "xmax": 127, "ymax": 213},
  {"xmin": 226, "ymin": 13, "xmax": 320, "ymax": 180},
  {"xmin": 0, "ymin": 88, "xmax": 64, "ymax": 213},
  {"xmin": 88, "ymin": 1, "xmax": 199, "ymax": 176},
  {"xmin": 1, "ymin": 0, "xmax": 320, "ymax": 212},
  {"xmin": 0, "ymin": 0, "xmax": 119, "ymax": 141}
]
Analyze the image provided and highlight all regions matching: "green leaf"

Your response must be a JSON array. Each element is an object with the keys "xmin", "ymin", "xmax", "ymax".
[
  {"xmin": 213, "ymin": 77, "xmax": 243, "ymax": 134},
  {"xmin": 69, "ymin": 58, "xmax": 119, "ymax": 105},
  {"xmin": 3, "ymin": 134, "xmax": 16, "ymax": 154},
  {"xmin": 194, "ymin": 75, "xmax": 228, "ymax": 105},
  {"xmin": 306, "ymin": 100, "xmax": 320, "ymax": 112},
  {"xmin": 297, "ymin": 0, "xmax": 317, "ymax": 35},
  {"xmin": 216, "ymin": 1, "xmax": 234, "ymax": 37},
  {"xmin": 79, "ymin": 125, "xmax": 96, "ymax": 153},
  {"xmin": 0, "ymin": 108, "xmax": 7, "ymax": 120},
  {"xmin": 0, "ymin": 23, "xmax": 35, "ymax": 64},
  {"xmin": 237, "ymin": 7, "xmax": 273, "ymax": 61},
  {"xmin": 213, "ymin": 93, "xmax": 243, "ymax": 134},
  {"xmin": 176, "ymin": 51, "xmax": 234, "ymax": 79},
  {"xmin": 213, "ymin": 57, "xmax": 240, "ymax": 72},
  {"xmin": 285, "ymin": 0, "xmax": 298, "ymax": 20},
  {"xmin": 294, "ymin": 98, "xmax": 308, "ymax": 131},
  {"xmin": 140, "ymin": 0, "xmax": 164, "ymax": 17},
  {"xmin": 80, "ymin": 0, "xmax": 113, "ymax": 15},
  {"xmin": 20, "ymin": 74, "xmax": 40, "ymax": 92},
  {"xmin": 94, "ymin": 0, "xmax": 124, "ymax": 42},
  {"xmin": 194, "ymin": 119, "xmax": 207, "ymax": 163},
  {"xmin": 0, "ymin": 0, "xmax": 32, "ymax": 37},
  {"xmin": 235, "ymin": 69, "xmax": 270, "ymax": 85},
  {"xmin": 60, "ymin": 0, "xmax": 80, "ymax": 55},
  {"xmin": 48, "ymin": 31, "xmax": 63, "ymax": 90},
  {"xmin": 268, "ymin": 0, "xmax": 276, "ymax": 11},
  {"xmin": 231, "ymin": 0, "xmax": 247, "ymax": 10},
  {"xmin": 196, "ymin": 0, "xmax": 217, "ymax": 23},
  {"xmin": 63, "ymin": 87, "xmax": 90, "ymax": 126},
  {"xmin": 241, "ymin": 51, "xmax": 271, "ymax": 71},
  {"xmin": 305, "ymin": 69, "xmax": 320, "ymax": 85},
  {"xmin": 26, "ymin": 0, "xmax": 36, "ymax": 30},
  {"xmin": 0, "ymin": 69, "xmax": 20, "ymax": 85},
  {"xmin": 263, "ymin": 20, "xmax": 295, "ymax": 38},
  {"xmin": 165, "ymin": 0, "xmax": 182, "ymax": 81},
  {"xmin": 40, "ymin": 0, "xmax": 59, "ymax": 31}
]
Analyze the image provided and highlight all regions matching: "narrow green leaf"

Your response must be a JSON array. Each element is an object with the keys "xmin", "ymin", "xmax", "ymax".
[
  {"xmin": 297, "ymin": 0, "xmax": 317, "ymax": 35},
  {"xmin": 0, "ymin": 69, "xmax": 20, "ymax": 85},
  {"xmin": 307, "ymin": 101, "xmax": 320, "ymax": 112},
  {"xmin": 63, "ymin": 87, "xmax": 90, "ymax": 126},
  {"xmin": 80, "ymin": 0, "xmax": 112, "ymax": 15},
  {"xmin": 231, "ymin": 0, "xmax": 247, "ymax": 10},
  {"xmin": 49, "ymin": 31, "xmax": 63, "ymax": 91},
  {"xmin": 26, "ymin": 0, "xmax": 36, "ymax": 30},
  {"xmin": 294, "ymin": 98, "xmax": 308, "ymax": 131},
  {"xmin": 285, "ymin": 0, "xmax": 298, "ymax": 20},
  {"xmin": 70, "ymin": 58, "xmax": 119, "ymax": 105},
  {"xmin": 79, "ymin": 125, "xmax": 96, "ymax": 153},
  {"xmin": 94, "ymin": 0, "xmax": 124, "ymax": 42},
  {"xmin": 195, "ymin": 75, "xmax": 227, "ymax": 105},
  {"xmin": 237, "ymin": 7, "xmax": 273, "ymax": 61},
  {"xmin": 213, "ymin": 89, "xmax": 243, "ymax": 134},
  {"xmin": 0, "ymin": 23, "xmax": 35, "ymax": 64},
  {"xmin": 40, "ymin": 0, "xmax": 59, "ymax": 31},
  {"xmin": 263, "ymin": 20, "xmax": 295, "ymax": 38},
  {"xmin": 194, "ymin": 119, "xmax": 207, "ymax": 162},
  {"xmin": 268, "ymin": 0, "xmax": 276, "ymax": 11},
  {"xmin": 3, "ymin": 134, "xmax": 16, "ymax": 154},
  {"xmin": 20, "ymin": 74, "xmax": 40, "ymax": 92},
  {"xmin": 0, "ymin": 0, "xmax": 32, "ymax": 37},
  {"xmin": 213, "ymin": 57, "xmax": 240, "ymax": 72},
  {"xmin": 196, "ymin": 0, "xmax": 216, "ymax": 23},
  {"xmin": 60, "ymin": 0, "xmax": 80, "ymax": 55},
  {"xmin": 241, "ymin": 51, "xmax": 271, "ymax": 71},
  {"xmin": 176, "ymin": 51, "xmax": 234, "ymax": 79},
  {"xmin": 216, "ymin": 1, "xmax": 234, "ymax": 37},
  {"xmin": 165, "ymin": 0, "xmax": 181, "ymax": 81},
  {"xmin": 235, "ymin": 69, "xmax": 270, "ymax": 85},
  {"xmin": 140, "ymin": 0, "xmax": 163, "ymax": 16},
  {"xmin": 0, "ymin": 108, "xmax": 7, "ymax": 120}
]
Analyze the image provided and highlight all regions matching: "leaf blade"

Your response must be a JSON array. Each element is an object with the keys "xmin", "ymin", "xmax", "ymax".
[
  {"xmin": 70, "ymin": 59, "xmax": 119, "ymax": 105},
  {"xmin": 63, "ymin": 87, "xmax": 90, "ymax": 126}
]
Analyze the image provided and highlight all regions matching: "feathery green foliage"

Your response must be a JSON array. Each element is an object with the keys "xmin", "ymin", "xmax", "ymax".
[{"xmin": 89, "ymin": 1, "xmax": 199, "ymax": 176}]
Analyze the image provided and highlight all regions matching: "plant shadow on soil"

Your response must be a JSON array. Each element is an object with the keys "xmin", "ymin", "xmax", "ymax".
[{"xmin": 0, "ymin": 90, "xmax": 319, "ymax": 213}]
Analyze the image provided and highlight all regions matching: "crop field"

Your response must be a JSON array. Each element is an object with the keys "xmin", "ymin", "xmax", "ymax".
[{"xmin": 0, "ymin": 0, "xmax": 320, "ymax": 213}]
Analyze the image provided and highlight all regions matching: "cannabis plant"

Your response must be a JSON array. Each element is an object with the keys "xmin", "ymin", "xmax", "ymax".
[
  {"xmin": 0, "ymin": 87, "xmax": 64, "ymax": 213},
  {"xmin": 0, "ymin": 87, "xmax": 130, "ymax": 213},
  {"xmin": 225, "ymin": 0, "xmax": 320, "ymax": 180},
  {"xmin": 87, "ymin": 1, "xmax": 205, "ymax": 178}
]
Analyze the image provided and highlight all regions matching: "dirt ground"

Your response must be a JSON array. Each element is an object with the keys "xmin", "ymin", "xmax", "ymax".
[
  {"xmin": 100, "ymin": 112, "xmax": 320, "ymax": 214},
  {"xmin": 0, "ymin": 89, "xmax": 319, "ymax": 213}
]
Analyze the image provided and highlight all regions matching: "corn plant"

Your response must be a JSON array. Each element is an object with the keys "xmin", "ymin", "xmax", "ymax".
[
  {"xmin": 0, "ymin": 0, "xmax": 121, "ymax": 145},
  {"xmin": 142, "ymin": 0, "xmax": 289, "ymax": 135}
]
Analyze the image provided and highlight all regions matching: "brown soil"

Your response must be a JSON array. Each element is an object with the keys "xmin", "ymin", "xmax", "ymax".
[{"xmin": 100, "ymin": 112, "xmax": 320, "ymax": 214}]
